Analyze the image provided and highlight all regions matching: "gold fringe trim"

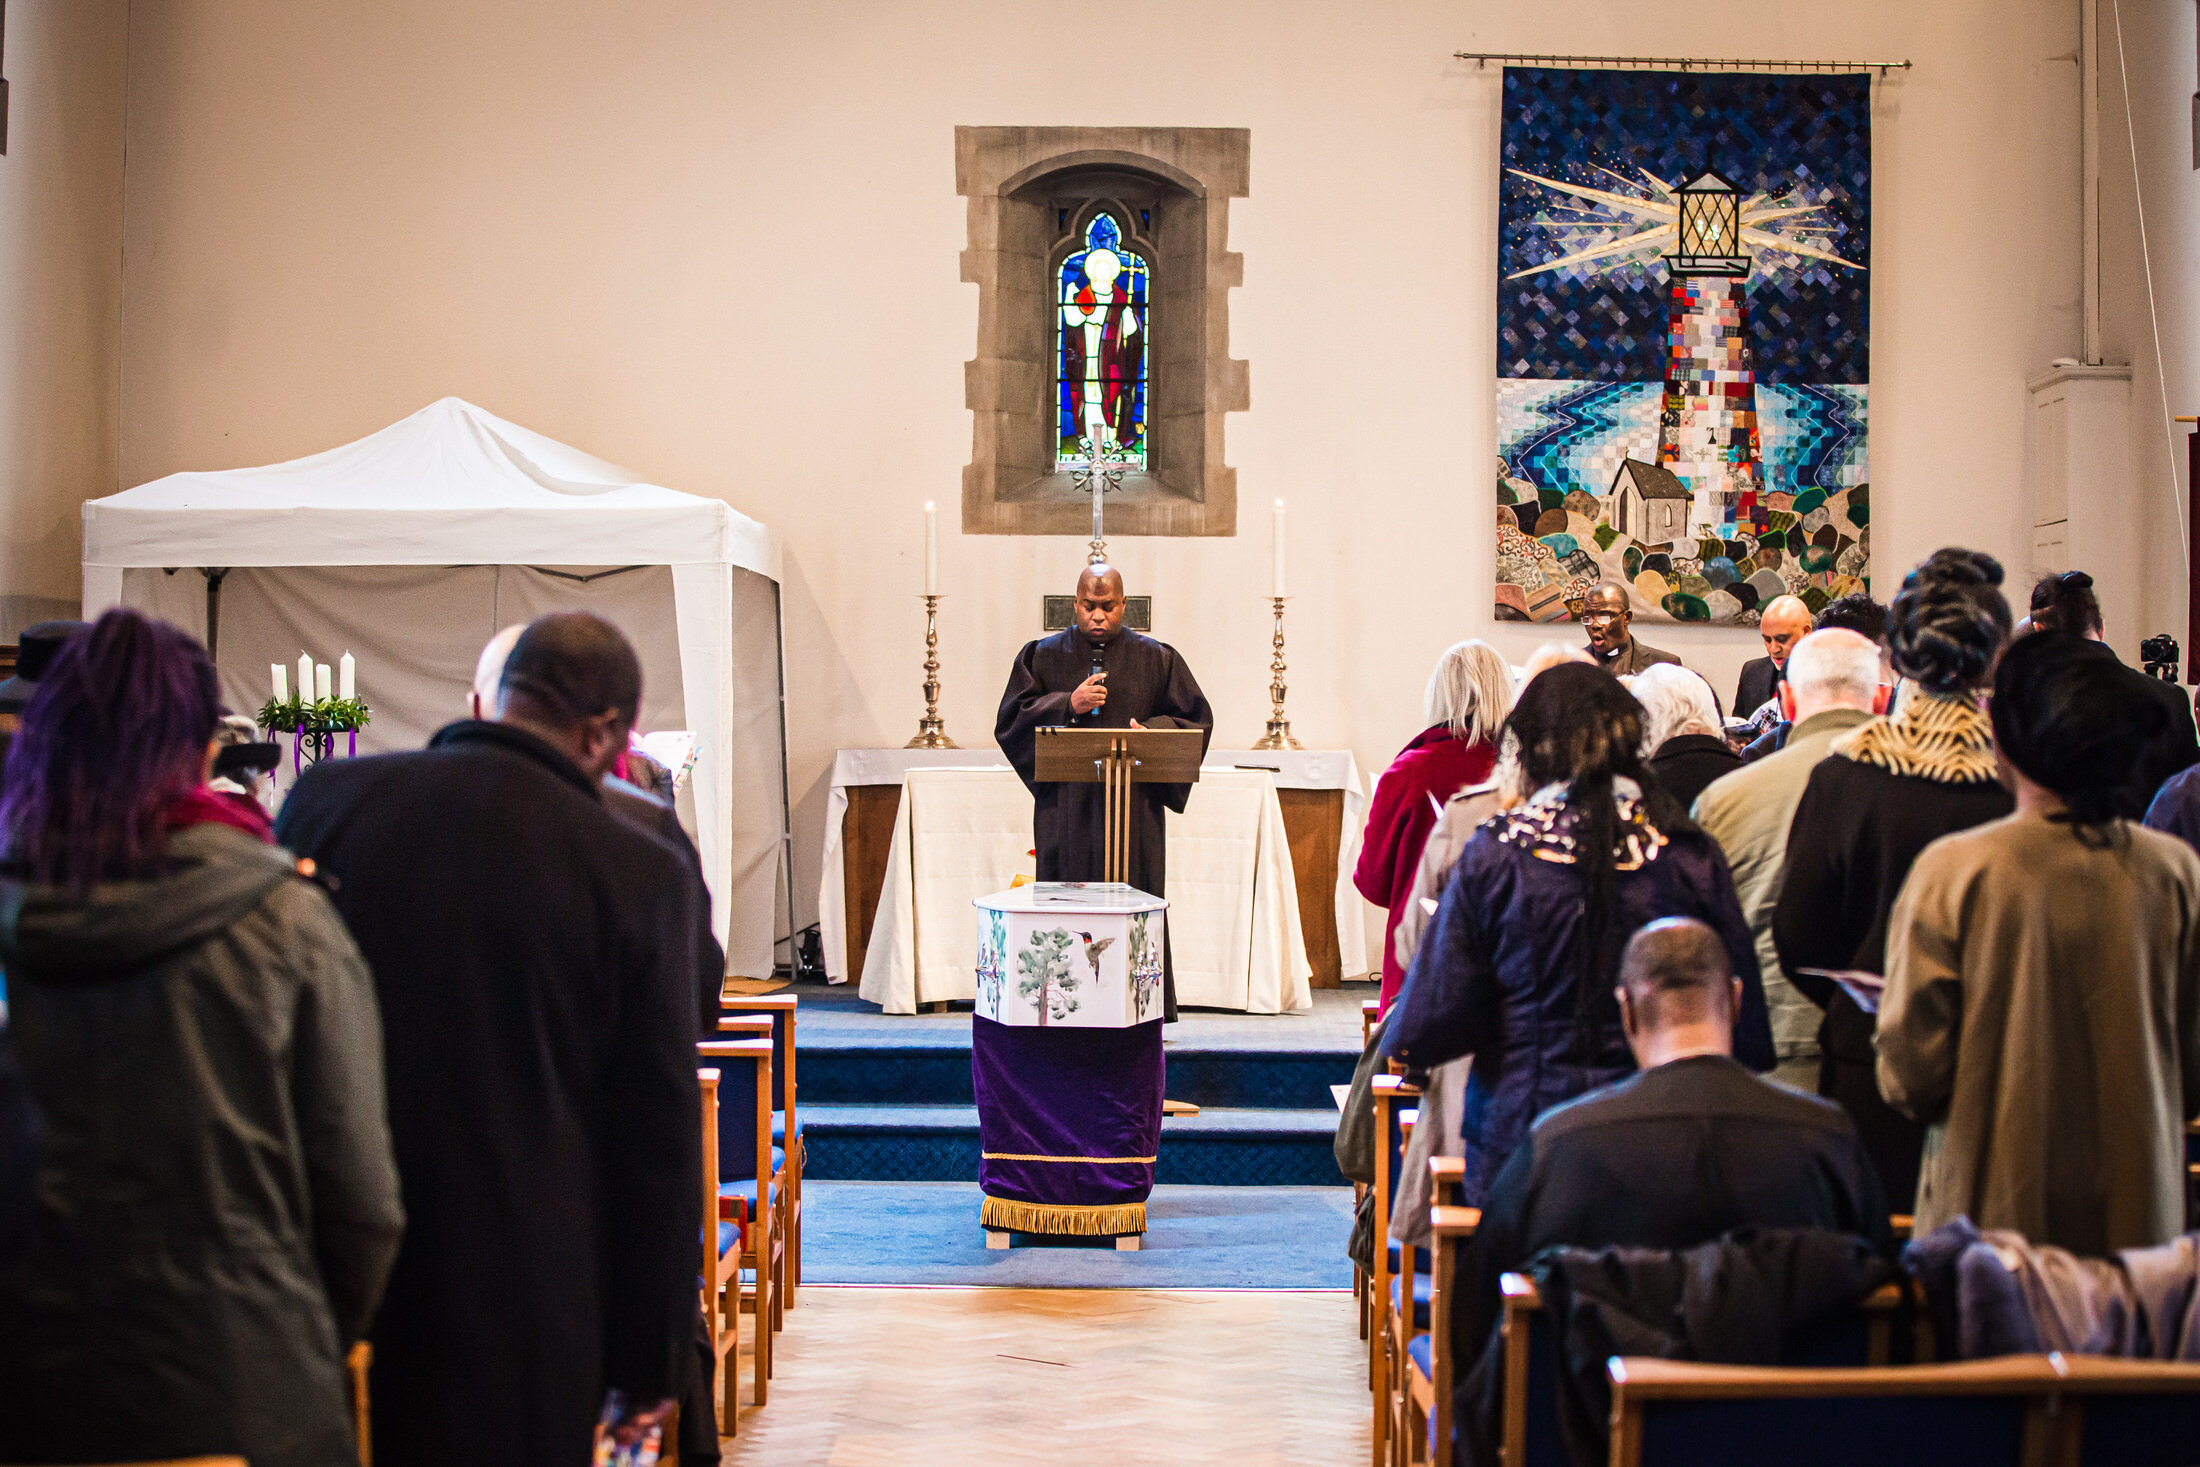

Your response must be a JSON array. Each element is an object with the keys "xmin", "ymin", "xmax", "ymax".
[
  {"xmin": 982, "ymin": 1151, "xmax": 1158, "ymax": 1165},
  {"xmin": 1833, "ymin": 688, "xmax": 1999, "ymax": 784},
  {"xmin": 981, "ymin": 1195, "xmax": 1147, "ymax": 1236}
]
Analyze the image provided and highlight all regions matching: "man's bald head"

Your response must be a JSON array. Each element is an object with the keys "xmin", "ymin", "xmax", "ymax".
[
  {"xmin": 1759, "ymin": 595, "xmax": 1813, "ymax": 667},
  {"xmin": 1782, "ymin": 628, "xmax": 1881, "ymax": 724},
  {"xmin": 501, "ymin": 613, "xmax": 643, "ymax": 728},
  {"xmin": 1078, "ymin": 562, "xmax": 1125, "ymax": 597},
  {"xmin": 494, "ymin": 612, "xmax": 644, "ymax": 782},
  {"xmin": 470, "ymin": 623, "xmax": 527, "ymax": 718},
  {"xmin": 1617, "ymin": 917, "xmax": 1737, "ymax": 1043},
  {"xmin": 1074, "ymin": 561, "xmax": 1128, "ymax": 641}
]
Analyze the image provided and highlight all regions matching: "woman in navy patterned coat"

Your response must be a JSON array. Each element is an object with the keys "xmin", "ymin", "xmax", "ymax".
[{"xmin": 1381, "ymin": 662, "xmax": 1774, "ymax": 1205}]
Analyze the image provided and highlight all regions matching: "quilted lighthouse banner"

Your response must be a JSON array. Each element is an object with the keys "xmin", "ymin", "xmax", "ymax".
[{"xmin": 1495, "ymin": 68, "xmax": 1871, "ymax": 626}]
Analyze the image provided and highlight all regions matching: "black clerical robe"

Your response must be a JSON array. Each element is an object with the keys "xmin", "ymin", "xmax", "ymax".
[{"xmin": 995, "ymin": 628, "xmax": 1214, "ymax": 1020}]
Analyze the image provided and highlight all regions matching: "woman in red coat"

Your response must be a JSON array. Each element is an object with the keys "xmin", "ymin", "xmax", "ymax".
[{"xmin": 1355, "ymin": 640, "xmax": 1514, "ymax": 1012}]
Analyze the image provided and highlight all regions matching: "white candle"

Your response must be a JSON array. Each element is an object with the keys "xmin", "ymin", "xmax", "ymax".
[
  {"xmin": 271, "ymin": 663, "xmax": 288, "ymax": 703},
  {"xmin": 298, "ymin": 652, "xmax": 313, "ymax": 704},
  {"xmin": 315, "ymin": 663, "xmax": 332, "ymax": 703},
  {"xmin": 924, "ymin": 502, "xmax": 939, "ymax": 595},
  {"xmin": 339, "ymin": 651, "xmax": 355, "ymax": 701},
  {"xmin": 1271, "ymin": 499, "xmax": 1287, "ymax": 598}
]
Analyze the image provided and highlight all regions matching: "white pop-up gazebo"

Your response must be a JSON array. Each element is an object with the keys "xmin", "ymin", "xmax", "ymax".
[{"xmin": 81, "ymin": 397, "xmax": 787, "ymax": 974}]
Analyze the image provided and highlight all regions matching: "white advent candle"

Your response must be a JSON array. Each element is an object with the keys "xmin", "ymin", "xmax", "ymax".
[
  {"xmin": 339, "ymin": 651, "xmax": 355, "ymax": 701},
  {"xmin": 315, "ymin": 663, "xmax": 333, "ymax": 703},
  {"xmin": 271, "ymin": 663, "xmax": 288, "ymax": 703},
  {"xmin": 298, "ymin": 652, "xmax": 314, "ymax": 704},
  {"xmin": 1272, "ymin": 500, "xmax": 1287, "ymax": 598},
  {"xmin": 924, "ymin": 501, "xmax": 939, "ymax": 595}
]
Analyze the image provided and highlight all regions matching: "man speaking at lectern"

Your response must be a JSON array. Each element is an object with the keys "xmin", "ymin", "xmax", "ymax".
[{"xmin": 996, "ymin": 562, "xmax": 1214, "ymax": 1020}]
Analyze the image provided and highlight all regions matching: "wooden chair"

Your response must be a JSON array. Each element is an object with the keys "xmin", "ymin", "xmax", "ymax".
[
  {"xmin": 698, "ymin": 1037, "xmax": 778, "ymax": 1426},
  {"xmin": 715, "ymin": 1014, "xmax": 787, "ymax": 1336},
  {"xmin": 1353, "ymin": 997, "xmax": 1382, "ymax": 1345},
  {"xmin": 1369, "ymin": 1073, "xmax": 1423, "ymax": 1467},
  {"xmin": 347, "ymin": 1340, "xmax": 372, "ymax": 1466},
  {"xmin": 719, "ymin": 993, "xmax": 803, "ymax": 1306},
  {"xmin": 1401, "ymin": 1199, "xmax": 1481, "ymax": 1467},
  {"xmin": 2186, "ymin": 1119, "xmax": 2199, "ymax": 1230},
  {"xmin": 1484, "ymin": 1270, "xmax": 1906, "ymax": 1467},
  {"xmin": 2053, "ymin": 1354, "xmax": 2200, "ymax": 1466},
  {"xmin": 1606, "ymin": 1355, "xmax": 2067, "ymax": 1467}
]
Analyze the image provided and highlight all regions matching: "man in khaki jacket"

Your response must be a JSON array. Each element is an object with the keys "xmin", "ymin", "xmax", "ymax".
[{"xmin": 1691, "ymin": 630, "xmax": 1887, "ymax": 1091}]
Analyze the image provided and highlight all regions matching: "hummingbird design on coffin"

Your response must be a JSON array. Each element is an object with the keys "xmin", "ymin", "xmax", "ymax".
[{"xmin": 1072, "ymin": 931, "xmax": 1116, "ymax": 980}]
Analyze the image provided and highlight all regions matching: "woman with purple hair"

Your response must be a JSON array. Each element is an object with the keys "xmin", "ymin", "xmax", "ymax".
[{"xmin": 0, "ymin": 609, "xmax": 403, "ymax": 1467}]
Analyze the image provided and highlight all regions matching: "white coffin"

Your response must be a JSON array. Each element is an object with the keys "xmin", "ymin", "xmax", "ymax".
[{"xmin": 973, "ymin": 883, "xmax": 1168, "ymax": 1028}]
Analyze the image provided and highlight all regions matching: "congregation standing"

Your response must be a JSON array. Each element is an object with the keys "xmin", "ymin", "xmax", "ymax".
[
  {"xmin": 1356, "ymin": 551, "xmax": 2200, "ymax": 1459},
  {"xmin": 4, "ymin": 543, "xmax": 2200, "ymax": 1464}
]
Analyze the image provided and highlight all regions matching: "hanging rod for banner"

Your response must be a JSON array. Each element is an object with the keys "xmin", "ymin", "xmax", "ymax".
[{"xmin": 1453, "ymin": 53, "xmax": 1911, "ymax": 75}]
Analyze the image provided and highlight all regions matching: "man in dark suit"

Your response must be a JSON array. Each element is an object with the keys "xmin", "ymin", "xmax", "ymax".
[
  {"xmin": 1452, "ymin": 917, "xmax": 1889, "ymax": 1373},
  {"xmin": 278, "ymin": 614, "xmax": 702, "ymax": 1467},
  {"xmin": 1733, "ymin": 595, "xmax": 1812, "ymax": 717}
]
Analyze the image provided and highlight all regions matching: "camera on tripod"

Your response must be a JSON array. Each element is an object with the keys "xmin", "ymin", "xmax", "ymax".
[{"xmin": 2141, "ymin": 633, "xmax": 2181, "ymax": 683}]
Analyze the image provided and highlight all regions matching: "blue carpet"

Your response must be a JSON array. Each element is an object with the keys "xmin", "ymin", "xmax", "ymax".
[
  {"xmin": 799, "ymin": 1180, "xmax": 1355, "ymax": 1288},
  {"xmin": 802, "ymin": 1105, "xmax": 1347, "ymax": 1186}
]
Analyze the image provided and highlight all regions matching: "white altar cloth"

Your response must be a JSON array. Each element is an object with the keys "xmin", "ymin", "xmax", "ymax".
[
  {"xmin": 818, "ymin": 746, "xmax": 1368, "ymax": 986},
  {"xmin": 856, "ymin": 767, "xmax": 1312, "ymax": 1015}
]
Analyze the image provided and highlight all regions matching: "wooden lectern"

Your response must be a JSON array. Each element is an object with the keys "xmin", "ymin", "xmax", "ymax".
[{"xmin": 1033, "ymin": 726, "xmax": 1206, "ymax": 883}]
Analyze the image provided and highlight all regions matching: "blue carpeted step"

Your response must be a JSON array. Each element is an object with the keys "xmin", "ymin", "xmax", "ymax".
[
  {"xmin": 802, "ymin": 1103, "xmax": 1346, "ymax": 1187},
  {"xmin": 800, "ymin": 1042, "xmax": 1354, "ymax": 1110}
]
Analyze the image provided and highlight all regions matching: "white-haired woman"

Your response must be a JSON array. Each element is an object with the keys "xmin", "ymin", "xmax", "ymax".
[
  {"xmin": 1627, "ymin": 661, "xmax": 1739, "ymax": 811},
  {"xmin": 1354, "ymin": 640, "xmax": 1514, "ymax": 1013}
]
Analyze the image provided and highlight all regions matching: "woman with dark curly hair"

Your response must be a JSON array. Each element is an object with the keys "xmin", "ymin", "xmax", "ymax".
[
  {"xmin": 1775, "ymin": 547, "xmax": 2016, "ymax": 1207},
  {"xmin": 1382, "ymin": 661, "xmax": 1774, "ymax": 1206},
  {"xmin": 1878, "ymin": 630, "xmax": 2200, "ymax": 1252}
]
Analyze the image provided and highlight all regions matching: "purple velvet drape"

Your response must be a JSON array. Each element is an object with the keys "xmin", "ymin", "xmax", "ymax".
[{"xmin": 972, "ymin": 1015, "xmax": 1164, "ymax": 1224}]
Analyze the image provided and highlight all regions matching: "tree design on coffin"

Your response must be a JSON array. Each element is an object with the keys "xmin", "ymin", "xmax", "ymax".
[
  {"xmin": 1056, "ymin": 212, "xmax": 1148, "ymax": 468},
  {"xmin": 978, "ymin": 909, "xmax": 1009, "ymax": 1014},
  {"xmin": 1017, "ymin": 927, "xmax": 1084, "ymax": 1026}
]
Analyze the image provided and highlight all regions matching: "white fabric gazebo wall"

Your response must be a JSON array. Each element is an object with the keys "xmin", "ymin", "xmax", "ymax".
[{"xmin": 80, "ymin": 398, "xmax": 786, "ymax": 976}]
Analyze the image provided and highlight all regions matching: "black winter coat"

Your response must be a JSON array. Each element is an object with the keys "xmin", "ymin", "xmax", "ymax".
[
  {"xmin": 277, "ymin": 721, "xmax": 703, "ymax": 1467},
  {"xmin": 0, "ymin": 821, "xmax": 403, "ymax": 1467}
]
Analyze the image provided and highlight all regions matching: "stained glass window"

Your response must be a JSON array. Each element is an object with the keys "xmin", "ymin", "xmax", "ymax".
[{"xmin": 1056, "ymin": 211, "xmax": 1148, "ymax": 469}]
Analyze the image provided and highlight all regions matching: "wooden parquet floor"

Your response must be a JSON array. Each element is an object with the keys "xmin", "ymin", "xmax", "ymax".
[{"xmin": 720, "ymin": 1285, "xmax": 1370, "ymax": 1465}]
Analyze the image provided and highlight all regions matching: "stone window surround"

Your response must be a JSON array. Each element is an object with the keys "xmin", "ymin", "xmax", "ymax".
[{"xmin": 957, "ymin": 126, "xmax": 1249, "ymax": 539}]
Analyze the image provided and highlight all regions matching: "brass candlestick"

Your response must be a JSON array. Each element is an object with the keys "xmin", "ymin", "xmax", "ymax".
[
  {"xmin": 1250, "ymin": 595, "xmax": 1303, "ymax": 751},
  {"xmin": 906, "ymin": 594, "xmax": 958, "ymax": 749}
]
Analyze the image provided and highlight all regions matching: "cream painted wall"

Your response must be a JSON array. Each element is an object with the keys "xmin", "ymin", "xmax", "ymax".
[
  {"xmin": 114, "ymin": 1, "xmax": 2080, "ymax": 936},
  {"xmin": 0, "ymin": 0, "xmax": 126, "ymax": 637},
  {"xmin": 2094, "ymin": 0, "xmax": 2200, "ymax": 667}
]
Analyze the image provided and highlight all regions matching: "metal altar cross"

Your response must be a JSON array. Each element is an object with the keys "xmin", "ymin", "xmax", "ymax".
[{"xmin": 1064, "ymin": 438, "xmax": 1136, "ymax": 565}]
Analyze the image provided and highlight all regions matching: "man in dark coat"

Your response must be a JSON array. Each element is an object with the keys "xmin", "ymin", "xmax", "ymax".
[
  {"xmin": 1732, "ymin": 594, "xmax": 1811, "ymax": 717},
  {"xmin": 278, "ymin": 613, "xmax": 702, "ymax": 1467},
  {"xmin": 995, "ymin": 561, "xmax": 1213, "ymax": 1019},
  {"xmin": 1453, "ymin": 918, "xmax": 1888, "ymax": 1373}
]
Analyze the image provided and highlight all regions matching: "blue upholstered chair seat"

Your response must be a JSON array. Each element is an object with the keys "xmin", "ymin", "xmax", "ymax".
[
  {"xmin": 1406, "ymin": 1332, "xmax": 1433, "ymax": 1380},
  {"xmin": 1392, "ymin": 1271, "xmax": 1432, "ymax": 1330},
  {"xmin": 772, "ymin": 1114, "xmax": 802, "ymax": 1147},
  {"xmin": 1387, "ymin": 1240, "xmax": 1433, "ymax": 1276}
]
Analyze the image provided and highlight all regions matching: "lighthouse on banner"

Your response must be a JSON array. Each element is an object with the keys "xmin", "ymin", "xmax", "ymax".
[{"xmin": 1658, "ymin": 169, "xmax": 1765, "ymax": 539}]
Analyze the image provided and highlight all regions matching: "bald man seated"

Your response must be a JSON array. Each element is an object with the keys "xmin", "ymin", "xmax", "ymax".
[
  {"xmin": 1734, "ymin": 595, "xmax": 1813, "ymax": 716},
  {"xmin": 1449, "ymin": 917, "xmax": 1889, "ymax": 1378}
]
